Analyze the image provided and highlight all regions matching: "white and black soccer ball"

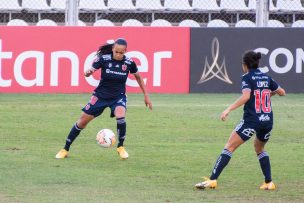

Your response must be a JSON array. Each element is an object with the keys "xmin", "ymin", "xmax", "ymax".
[{"xmin": 96, "ymin": 129, "xmax": 116, "ymax": 148}]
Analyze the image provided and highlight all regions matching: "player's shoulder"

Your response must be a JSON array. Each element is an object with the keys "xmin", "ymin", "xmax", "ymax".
[
  {"xmin": 124, "ymin": 56, "xmax": 135, "ymax": 65},
  {"xmin": 241, "ymin": 72, "xmax": 250, "ymax": 80}
]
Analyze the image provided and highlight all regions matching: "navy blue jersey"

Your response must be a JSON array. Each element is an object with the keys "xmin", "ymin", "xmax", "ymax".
[
  {"xmin": 92, "ymin": 54, "xmax": 138, "ymax": 99},
  {"xmin": 241, "ymin": 69, "xmax": 279, "ymax": 126}
]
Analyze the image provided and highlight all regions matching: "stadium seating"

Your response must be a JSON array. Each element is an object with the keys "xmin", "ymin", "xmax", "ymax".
[
  {"xmin": 122, "ymin": 19, "xmax": 144, "ymax": 26},
  {"xmin": 108, "ymin": 0, "xmax": 136, "ymax": 10},
  {"xmin": 7, "ymin": 19, "xmax": 28, "ymax": 26},
  {"xmin": 22, "ymin": 0, "xmax": 50, "ymax": 10},
  {"xmin": 292, "ymin": 20, "xmax": 304, "ymax": 27},
  {"xmin": 36, "ymin": 19, "xmax": 58, "ymax": 26},
  {"xmin": 207, "ymin": 19, "xmax": 229, "ymax": 27},
  {"xmin": 220, "ymin": 0, "xmax": 249, "ymax": 11},
  {"xmin": 192, "ymin": 0, "xmax": 221, "ymax": 11},
  {"xmin": 93, "ymin": 19, "xmax": 115, "ymax": 26},
  {"xmin": 267, "ymin": 19, "xmax": 284, "ymax": 27},
  {"xmin": 248, "ymin": 0, "xmax": 256, "ymax": 10},
  {"xmin": 0, "ymin": 0, "xmax": 21, "ymax": 11},
  {"xmin": 136, "ymin": 0, "xmax": 164, "ymax": 11},
  {"xmin": 179, "ymin": 19, "xmax": 200, "ymax": 27},
  {"xmin": 235, "ymin": 20, "xmax": 256, "ymax": 27},
  {"xmin": 276, "ymin": 0, "xmax": 304, "ymax": 11},
  {"xmin": 77, "ymin": 20, "xmax": 87, "ymax": 26},
  {"xmin": 79, "ymin": 0, "xmax": 107, "ymax": 11},
  {"xmin": 150, "ymin": 19, "xmax": 172, "ymax": 27},
  {"xmin": 164, "ymin": 0, "xmax": 192, "ymax": 11},
  {"xmin": 50, "ymin": 0, "xmax": 66, "ymax": 11},
  {"xmin": 269, "ymin": 0, "xmax": 278, "ymax": 11}
]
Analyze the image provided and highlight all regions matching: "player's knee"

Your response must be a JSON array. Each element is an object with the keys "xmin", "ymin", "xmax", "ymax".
[
  {"xmin": 254, "ymin": 143, "xmax": 264, "ymax": 154},
  {"xmin": 115, "ymin": 107, "xmax": 126, "ymax": 118}
]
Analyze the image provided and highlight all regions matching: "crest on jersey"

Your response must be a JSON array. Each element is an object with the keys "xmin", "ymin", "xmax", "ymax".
[
  {"xmin": 122, "ymin": 64, "xmax": 127, "ymax": 71},
  {"xmin": 197, "ymin": 37, "xmax": 233, "ymax": 84}
]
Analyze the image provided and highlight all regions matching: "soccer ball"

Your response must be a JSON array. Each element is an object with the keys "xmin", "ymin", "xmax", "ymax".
[{"xmin": 96, "ymin": 129, "xmax": 116, "ymax": 148}]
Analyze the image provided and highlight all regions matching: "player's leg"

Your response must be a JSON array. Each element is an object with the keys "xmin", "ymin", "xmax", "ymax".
[
  {"xmin": 110, "ymin": 95, "xmax": 128, "ymax": 159},
  {"xmin": 64, "ymin": 112, "xmax": 95, "ymax": 151},
  {"xmin": 255, "ymin": 129, "xmax": 275, "ymax": 190},
  {"xmin": 196, "ymin": 120, "xmax": 254, "ymax": 189},
  {"xmin": 56, "ymin": 95, "xmax": 104, "ymax": 159},
  {"xmin": 55, "ymin": 112, "xmax": 95, "ymax": 159},
  {"xmin": 195, "ymin": 130, "xmax": 245, "ymax": 189},
  {"xmin": 114, "ymin": 106, "xmax": 128, "ymax": 159}
]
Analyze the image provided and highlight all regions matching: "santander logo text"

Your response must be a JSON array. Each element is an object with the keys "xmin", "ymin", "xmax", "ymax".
[
  {"xmin": 0, "ymin": 39, "xmax": 171, "ymax": 88},
  {"xmin": 0, "ymin": 23, "xmax": 191, "ymax": 94}
]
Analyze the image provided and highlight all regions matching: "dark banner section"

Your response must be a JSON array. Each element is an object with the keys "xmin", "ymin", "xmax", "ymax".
[{"xmin": 190, "ymin": 28, "xmax": 304, "ymax": 93}]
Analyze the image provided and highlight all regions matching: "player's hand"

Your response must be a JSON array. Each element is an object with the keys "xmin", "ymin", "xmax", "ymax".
[
  {"xmin": 84, "ymin": 69, "xmax": 95, "ymax": 77},
  {"xmin": 144, "ymin": 95, "xmax": 152, "ymax": 110},
  {"xmin": 221, "ymin": 109, "xmax": 230, "ymax": 121}
]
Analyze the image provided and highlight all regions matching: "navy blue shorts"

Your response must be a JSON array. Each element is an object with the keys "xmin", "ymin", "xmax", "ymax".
[
  {"xmin": 82, "ymin": 94, "xmax": 127, "ymax": 117},
  {"xmin": 234, "ymin": 119, "xmax": 272, "ymax": 142}
]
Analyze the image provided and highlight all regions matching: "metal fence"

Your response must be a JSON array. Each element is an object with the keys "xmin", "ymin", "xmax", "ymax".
[{"xmin": 0, "ymin": 0, "xmax": 303, "ymax": 27}]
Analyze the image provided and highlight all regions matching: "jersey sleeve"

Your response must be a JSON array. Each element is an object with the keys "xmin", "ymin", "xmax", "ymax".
[
  {"xmin": 92, "ymin": 56, "xmax": 104, "ymax": 70},
  {"xmin": 269, "ymin": 77, "xmax": 279, "ymax": 91},
  {"xmin": 129, "ymin": 61, "xmax": 138, "ymax": 74},
  {"xmin": 241, "ymin": 75, "xmax": 252, "ymax": 92}
]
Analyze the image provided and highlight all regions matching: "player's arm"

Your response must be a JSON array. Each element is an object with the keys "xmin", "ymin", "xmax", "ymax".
[
  {"xmin": 272, "ymin": 87, "xmax": 286, "ymax": 97},
  {"xmin": 270, "ymin": 78, "xmax": 286, "ymax": 97},
  {"xmin": 133, "ymin": 72, "xmax": 152, "ymax": 110},
  {"xmin": 220, "ymin": 90, "xmax": 251, "ymax": 121},
  {"xmin": 85, "ymin": 56, "xmax": 103, "ymax": 77},
  {"xmin": 84, "ymin": 67, "xmax": 97, "ymax": 77}
]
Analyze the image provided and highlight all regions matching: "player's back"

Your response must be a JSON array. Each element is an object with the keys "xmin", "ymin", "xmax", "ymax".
[{"xmin": 241, "ymin": 69, "xmax": 279, "ymax": 126}]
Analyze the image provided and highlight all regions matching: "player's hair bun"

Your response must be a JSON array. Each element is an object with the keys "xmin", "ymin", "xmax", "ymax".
[
  {"xmin": 243, "ymin": 50, "xmax": 261, "ymax": 69},
  {"xmin": 255, "ymin": 52, "xmax": 262, "ymax": 60}
]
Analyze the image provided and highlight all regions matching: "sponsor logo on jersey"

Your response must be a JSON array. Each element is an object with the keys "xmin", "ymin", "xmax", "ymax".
[
  {"xmin": 259, "ymin": 114, "xmax": 270, "ymax": 121},
  {"xmin": 108, "ymin": 63, "xmax": 112, "ymax": 67},
  {"xmin": 105, "ymin": 69, "xmax": 127, "ymax": 76}
]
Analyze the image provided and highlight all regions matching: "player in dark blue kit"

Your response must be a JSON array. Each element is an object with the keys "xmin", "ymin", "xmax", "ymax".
[
  {"xmin": 56, "ymin": 38, "xmax": 152, "ymax": 160},
  {"xmin": 195, "ymin": 51, "xmax": 285, "ymax": 190}
]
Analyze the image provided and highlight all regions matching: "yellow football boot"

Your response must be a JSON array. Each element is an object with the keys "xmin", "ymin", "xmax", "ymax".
[
  {"xmin": 117, "ymin": 146, "xmax": 129, "ymax": 159},
  {"xmin": 55, "ymin": 149, "xmax": 69, "ymax": 159},
  {"xmin": 260, "ymin": 182, "xmax": 276, "ymax": 190},
  {"xmin": 195, "ymin": 177, "xmax": 217, "ymax": 189}
]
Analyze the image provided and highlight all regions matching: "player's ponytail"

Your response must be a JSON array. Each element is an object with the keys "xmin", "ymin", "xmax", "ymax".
[
  {"xmin": 96, "ymin": 43, "xmax": 114, "ymax": 57},
  {"xmin": 96, "ymin": 38, "xmax": 128, "ymax": 57},
  {"xmin": 243, "ymin": 50, "xmax": 261, "ymax": 69}
]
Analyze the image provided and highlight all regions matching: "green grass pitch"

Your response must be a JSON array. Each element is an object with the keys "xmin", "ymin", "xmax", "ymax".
[{"xmin": 0, "ymin": 93, "xmax": 303, "ymax": 202}]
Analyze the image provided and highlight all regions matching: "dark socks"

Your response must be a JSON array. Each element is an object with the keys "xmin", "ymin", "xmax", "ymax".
[
  {"xmin": 258, "ymin": 151, "xmax": 272, "ymax": 183},
  {"xmin": 116, "ymin": 117, "xmax": 126, "ymax": 148},
  {"xmin": 64, "ymin": 123, "xmax": 83, "ymax": 151},
  {"xmin": 210, "ymin": 149, "xmax": 232, "ymax": 180}
]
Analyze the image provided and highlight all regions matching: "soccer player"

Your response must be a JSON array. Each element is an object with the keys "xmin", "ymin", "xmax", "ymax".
[
  {"xmin": 56, "ymin": 38, "xmax": 152, "ymax": 160},
  {"xmin": 195, "ymin": 51, "xmax": 285, "ymax": 190}
]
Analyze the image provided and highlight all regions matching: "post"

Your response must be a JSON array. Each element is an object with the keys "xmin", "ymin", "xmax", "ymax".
[
  {"xmin": 65, "ymin": 0, "xmax": 78, "ymax": 26},
  {"xmin": 256, "ymin": 0, "xmax": 269, "ymax": 27}
]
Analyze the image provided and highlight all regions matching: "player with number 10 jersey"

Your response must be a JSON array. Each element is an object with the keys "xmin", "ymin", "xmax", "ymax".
[{"xmin": 195, "ymin": 51, "xmax": 286, "ymax": 191}]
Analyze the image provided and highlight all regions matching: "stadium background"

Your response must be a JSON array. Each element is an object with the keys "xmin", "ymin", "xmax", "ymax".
[
  {"xmin": 0, "ymin": 1, "xmax": 304, "ymax": 202},
  {"xmin": 0, "ymin": 0, "xmax": 304, "ymax": 94}
]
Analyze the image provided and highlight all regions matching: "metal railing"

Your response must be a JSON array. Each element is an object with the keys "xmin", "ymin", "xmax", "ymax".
[{"xmin": 0, "ymin": 0, "xmax": 303, "ymax": 27}]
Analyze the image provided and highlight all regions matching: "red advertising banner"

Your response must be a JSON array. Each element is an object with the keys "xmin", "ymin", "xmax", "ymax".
[{"xmin": 0, "ymin": 27, "xmax": 189, "ymax": 93}]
